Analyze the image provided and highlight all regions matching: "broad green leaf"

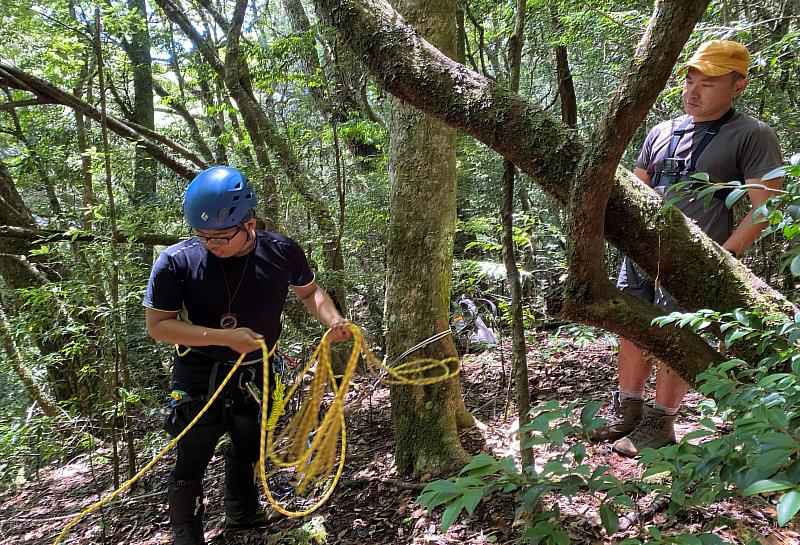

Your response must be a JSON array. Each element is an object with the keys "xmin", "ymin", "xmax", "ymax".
[
  {"xmin": 440, "ymin": 498, "xmax": 464, "ymax": 532},
  {"xmin": 599, "ymin": 503, "xmax": 619, "ymax": 535},
  {"xmin": 725, "ymin": 188, "xmax": 747, "ymax": 209},
  {"xmin": 743, "ymin": 479, "xmax": 794, "ymax": 496},
  {"xmin": 777, "ymin": 490, "xmax": 800, "ymax": 526},
  {"xmin": 462, "ymin": 488, "xmax": 482, "ymax": 515},
  {"xmin": 460, "ymin": 453, "xmax": 497, "ymax": 474},
  {"xmin": 552, "ymin": 530, "xmax": 570, "ymax": 545},
  {"xmin": 424, "ymin": 480, "xmax": 460, "ymax": 494},
  {"xmin": 682, "ymin": 429, "xmax": 714, "ymax": 442},
  {"xmin": 580, "ymin": 401, "xmax": 602, "ymax": 428},
  {"xmin": 698, "ymin": 535, "xmax": 727, "ymax": 545}
]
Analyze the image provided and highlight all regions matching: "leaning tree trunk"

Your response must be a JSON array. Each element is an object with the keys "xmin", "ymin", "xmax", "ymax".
[{"xmin": 385, "ymin": 0, "xmax": 473, "ymax": 476}]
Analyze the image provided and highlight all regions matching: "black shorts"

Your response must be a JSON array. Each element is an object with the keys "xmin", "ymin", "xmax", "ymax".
[{"xmin": 616, "ymin": 257, "xmax": 682, "ymax": 313}]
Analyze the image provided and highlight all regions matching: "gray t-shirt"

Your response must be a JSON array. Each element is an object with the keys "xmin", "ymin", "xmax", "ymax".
[
  {"xmin": 637, "ymin": 111, "xmax": 781, "ymax": 244},
  {"xmin": 617, "ymin": 111, "xmax": 781, "ymax": 311}
]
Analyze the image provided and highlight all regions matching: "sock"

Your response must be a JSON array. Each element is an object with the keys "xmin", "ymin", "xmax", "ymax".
[
  {"xmin": 618, "ymin": 388, "xmax": 643, "ymax": 402},
  {"xmin": 652, "ymin": 402, "xmax": 679, "ymax": 416}
]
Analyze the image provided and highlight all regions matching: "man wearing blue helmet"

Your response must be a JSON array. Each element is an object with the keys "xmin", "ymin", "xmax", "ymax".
[{"xmin": 143, "ymin": 165, "xmax": 351, "ymax": 544}]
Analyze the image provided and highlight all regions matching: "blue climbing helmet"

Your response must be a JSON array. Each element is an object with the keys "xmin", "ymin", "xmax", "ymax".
[{"xmin": 183, "ymin": 166, "xmax": 258, "ymax": 230}]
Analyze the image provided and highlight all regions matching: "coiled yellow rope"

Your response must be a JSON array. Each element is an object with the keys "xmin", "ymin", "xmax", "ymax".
[{"xmin": 54, "ymin": 322, "xmax": 458, "ymax": 543}]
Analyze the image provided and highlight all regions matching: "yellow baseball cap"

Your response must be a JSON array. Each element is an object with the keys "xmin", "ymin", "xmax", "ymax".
[{"xmin": 679, "ymin": 40, "xmax": 750, "ymax": 78}]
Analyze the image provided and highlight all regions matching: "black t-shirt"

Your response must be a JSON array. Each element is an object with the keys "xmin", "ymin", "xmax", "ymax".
[{"xmin": 143, "ymin": 230, "xmax": 314, "ymax": 391}]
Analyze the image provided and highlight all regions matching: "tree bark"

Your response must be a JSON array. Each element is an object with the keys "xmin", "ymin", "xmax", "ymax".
[
  {"xmin": 312, "ymin": 0, "xmax": 794, "ymax": 384},
  {"xmin": 550, "ymin": 8, "xmax": 577, "ymax": 128},
  {"xmin": 384, "ymin": 0, "xmax": 472, "ymax": 476},
  {"xmin": 562, "ymin": 0, "xmax": 716, "ymax": 382}
]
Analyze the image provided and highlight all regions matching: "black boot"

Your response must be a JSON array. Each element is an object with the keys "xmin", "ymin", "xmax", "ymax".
[
  {"xmin": 224, "ymin": 453, "xmax": 269, "ymax": 528},
  {"xmin": 169, "ymin": 477, "xmax": 206, "ymax": 545}
]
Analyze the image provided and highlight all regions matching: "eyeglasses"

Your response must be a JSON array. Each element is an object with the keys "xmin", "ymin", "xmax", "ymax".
[{"xmin": 194, "ymin": 227, "xmax": 241, "ymax": 247}]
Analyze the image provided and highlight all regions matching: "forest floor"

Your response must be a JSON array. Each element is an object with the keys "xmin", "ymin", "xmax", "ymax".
[{"xmin": 1, "ymin": 329, "xmax": 799, "ymax": 545}]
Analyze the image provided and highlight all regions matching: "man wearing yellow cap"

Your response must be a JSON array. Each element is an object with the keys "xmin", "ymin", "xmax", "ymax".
[{"xmin": 590, "ymin": 40, "xmax": 783, "ymax": 456}]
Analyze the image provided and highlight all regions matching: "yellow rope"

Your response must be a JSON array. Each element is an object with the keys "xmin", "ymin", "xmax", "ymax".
[
  {"xmin": 54, "ymin": 323, "xmax": 458, "ymax": 542},
  {"xmin": 258, "ymin": 322, "xmax": 459, "ymax": 516}
]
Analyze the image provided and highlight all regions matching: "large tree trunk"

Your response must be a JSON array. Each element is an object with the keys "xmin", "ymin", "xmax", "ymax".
[
  {"xmin": 385, "ymin": 0, "xmax": 472, "ymax": 476},
  {"xmin": 312, "ymin": 0, "xmax": 793, "ymax": 384}
]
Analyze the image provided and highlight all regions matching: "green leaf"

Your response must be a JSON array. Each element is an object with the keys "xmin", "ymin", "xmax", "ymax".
[
  {"xmin": 29, "ymin": 245, "xmax": 50, "ymax": 256},
  {"xmin": 440, "ymin": 498, "xmax": 464, "ymax": 532},
  {"xmin": 462, "ymin": 488, "xmax": 482, "ymax": 515},
  {"xmin": 599, "ymin": 503, "xmax": 619, "ymax": 535},
  {"xmin": 755, "ymin": 448, "xmax": 794, "ymax": 474},
  {"xmin": 760, "ymin": 433, "xmax": 799, "ymax": 449},
  {"xmin": 672, "ymin": 486, "xmax": 686, "ymax": 506},
  {"xmin": 674, "ymin": 535, "xmax": 702, "ymax": 545},
  {"xmin": 461, "ymin": 453, "xmax": 497, "ymax": 472},
  {"xmin": 761, "ymin": 166, "xmax": 785, "ymax": 181},
  {"xmin": 552, "ymin": 530, "xmax": 570, "ymax": 545},
  {"xmin": 580, "ymin": 401, "xmax": 602, "ymax": 428},
  {"xmin": 725, "ymin": 328, "xmax": 750, "ymax": 347},
  {"xmin": 424, "ymin": 480, "xmax": 460, "ymax": 494},
  {"xmin": 743, "ymin": 479, "xmax": 794, "ymax": 496},
  {"xmin": 698, "ymin": 535, "xmax": 728, "ymax": 545},
  {"xmin": 725, "ymin": 188, "xmax": 747, "ymax": 209},
  {"xmin": 681, "ymin": 429, "xmax": 714, "ymax": 442},
  {"xmin": 791, "ymin": 254, "xmax": 800, "ymax": 277},
  {"xmin": 777, "ymin": 490, "xmax": 800, "ymax": 526}
]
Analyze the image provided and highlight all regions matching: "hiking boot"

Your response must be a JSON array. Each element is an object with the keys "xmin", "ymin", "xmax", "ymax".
[
  {"xmin": 224, "ymin": 508, "xmax": 271, "ymax": 528},
  {"xmin": 588, "ymin": 393, "xmax": 643, "ymax": 442},
  {"xmin": 169, "ymin": 477, "xmax": 206, "ymax": 545},
  {"xmin": 612, "ymin": 405, "xmax": 677, "ymax": 457}
]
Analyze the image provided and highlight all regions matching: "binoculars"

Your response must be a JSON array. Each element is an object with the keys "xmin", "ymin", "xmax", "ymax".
[{"xmin": 653, "ymin": 157, "xmax": 691, "ymax": 188}]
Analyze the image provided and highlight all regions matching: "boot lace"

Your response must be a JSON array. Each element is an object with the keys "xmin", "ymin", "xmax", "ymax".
[{"xmin": 626, "ymin": 415, "xmax": 663, "ymax": 445}]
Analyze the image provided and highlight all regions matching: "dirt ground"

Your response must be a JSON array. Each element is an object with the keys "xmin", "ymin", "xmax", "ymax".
[{"xmin": 1, "ymin": 330, "xmax": 798, "ymax": 545}]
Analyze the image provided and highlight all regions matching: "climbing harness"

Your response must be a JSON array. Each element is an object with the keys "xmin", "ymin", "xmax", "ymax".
[{"xmin": 54, "ymin": 322, "xmax": 459, "ymax": 544}]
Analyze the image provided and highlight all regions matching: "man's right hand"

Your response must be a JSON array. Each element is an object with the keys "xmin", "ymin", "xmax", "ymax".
[{"xmin": 224, "ymin": 327, "xmax": 265, "ymax": 354}]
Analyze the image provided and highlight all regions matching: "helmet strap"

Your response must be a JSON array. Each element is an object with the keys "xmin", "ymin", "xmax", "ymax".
[{"xmin": 233, "ymin": 224, "xmax": 255, "ymax": 257}]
